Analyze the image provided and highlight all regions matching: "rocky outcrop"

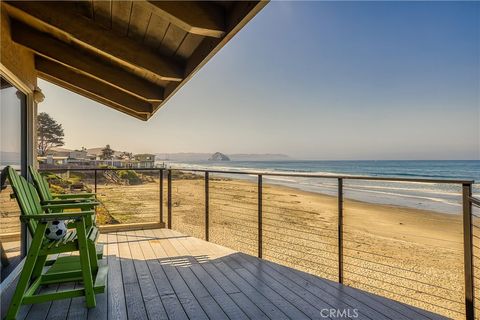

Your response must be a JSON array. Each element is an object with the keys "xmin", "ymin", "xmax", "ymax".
[{"xmin": 208, "ymin": 152, "xmax": 230, "ymax": 161}]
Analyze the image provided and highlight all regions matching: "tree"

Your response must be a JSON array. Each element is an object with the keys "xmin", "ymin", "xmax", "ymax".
[
  {"xmin": 101, "ymin": 144, "xmax": 114, "ymax": 160},
  {"xmin": 37, "ymin": 112, "xmax": 65, "ymax": 156}
]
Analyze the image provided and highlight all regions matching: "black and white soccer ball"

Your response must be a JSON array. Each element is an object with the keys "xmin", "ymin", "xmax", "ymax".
[{"xmin": 45, "ymin": 220, "xmax": 67, "ymax": 240}]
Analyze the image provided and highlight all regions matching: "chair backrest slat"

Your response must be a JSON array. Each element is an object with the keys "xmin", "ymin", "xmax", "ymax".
[
  {"xmin": 8, "ymin": 167, "xmax": 43, "ymax": 235},
  {"xmin": 29, "ymin": 165, "xmax": 53, "ymax": 202}
]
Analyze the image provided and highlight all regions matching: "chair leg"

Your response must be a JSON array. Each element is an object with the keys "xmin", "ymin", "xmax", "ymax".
[
  {"xmin": 31, "ymin": 254, "xmax": 48, "ymax": 280},
  {"xmin": 87, "ymin": 240, "xmax": 98, "ymax": 272},
  {"xmin": 5, "ymin": 223, "xmax": 47, "ymax": 320},
  {"xmin": 75, "ymin": 219, "xmax": 96, "ymax": 308}
]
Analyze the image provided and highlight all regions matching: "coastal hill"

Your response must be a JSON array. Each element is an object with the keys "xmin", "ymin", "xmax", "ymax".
[
  {"xmin": 155, "ymin": 153, "xmax": 290, "ymax": 161},
  {"xmin": 208, "ymin": 152, "xmax": 230, "ymax": 161}
]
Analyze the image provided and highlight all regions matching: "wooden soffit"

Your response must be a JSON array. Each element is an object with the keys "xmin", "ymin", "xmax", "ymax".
[{"xmin": 2, "ymin": 1, "xmax": 268, "ymax": 120}]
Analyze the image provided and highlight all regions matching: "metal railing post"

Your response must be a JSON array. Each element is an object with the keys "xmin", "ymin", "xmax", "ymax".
[
  {"xmin": 94, "ymin": 169, "xmax": 98, "ymax": 214},
  {"xmin": 94, "ymin": 169, "xmax": 97, "ymax": 194},
  {"xmin": 205, "ymin": 171, "xmax": 209, "ymax": 241},
  {"xmin": 338, "ymin": 178, "xmax": 344, "ymax": 284},
  {"xmin": 258, "ymin": 174, "xmax": 263, "ymax": 258},
  {"xmin": 167, "ymin": 169, "xmax": 172, "ymax": 229},
  {"xmin": 463, "ymin": 183, "xmax": 474, "ymax": 320},
  {"xmin": 159, "ymin": 169, "xmax": 163, "ymax": 225}
]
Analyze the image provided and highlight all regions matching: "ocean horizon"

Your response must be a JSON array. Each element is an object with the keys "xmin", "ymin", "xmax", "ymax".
[{"xmin": 158, "ymin": 160, "xmax": 480, "ymax": 214}]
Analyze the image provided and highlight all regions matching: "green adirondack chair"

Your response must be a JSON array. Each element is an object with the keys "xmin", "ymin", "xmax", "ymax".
[
  {"xmin": 4, "ymin": 166, "xmax": 108, "ymax": 320},
  {"xmin": 28, "ymin": 165, "xmax": 96, "ymax": 204},
  {"xmin": 29, "ymin": 165, "xmax": 99, "ymax": 226}
]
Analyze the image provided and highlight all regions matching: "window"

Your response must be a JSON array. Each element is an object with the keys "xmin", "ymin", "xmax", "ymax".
[{"xmin": 0, "ymin": 76, "xmax": 27, "ymax": 282}]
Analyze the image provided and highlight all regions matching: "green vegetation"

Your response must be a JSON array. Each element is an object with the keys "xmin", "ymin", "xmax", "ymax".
[
  {"xmin": 118, "ymin": 170, "xmax": 141, "ymax": 185},
  {"xmin": 100, "ymin": 144, "xmax": 114, "ymax": 160},
  {"xmin": 37, "ymin": 112, "xmax": 64, "ymax": 156}
]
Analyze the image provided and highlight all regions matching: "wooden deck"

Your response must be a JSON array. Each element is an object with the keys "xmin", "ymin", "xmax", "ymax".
[{"xmin": 18, "ymin": 228, "xmax": 447, "ymax": 320}]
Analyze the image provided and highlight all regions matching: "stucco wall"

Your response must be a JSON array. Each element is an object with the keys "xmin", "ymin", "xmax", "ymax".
[{"xmin": 1, "ymin": 6, "xmax": 36, "ymax": 91}]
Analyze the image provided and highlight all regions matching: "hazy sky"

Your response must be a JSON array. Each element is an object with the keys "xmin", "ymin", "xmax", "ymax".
[{"xmin": 39, "ymin": 1, "xmax": 479, "ymax": 160}]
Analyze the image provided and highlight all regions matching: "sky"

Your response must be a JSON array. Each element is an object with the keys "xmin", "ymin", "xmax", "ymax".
[{"xmin": 38, "ymin": 1, "xmax": 480, "ymax": 160}]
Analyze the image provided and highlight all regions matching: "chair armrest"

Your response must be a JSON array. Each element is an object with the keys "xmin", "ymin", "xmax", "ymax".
[
  {"xmin": 21, "ymin": 211, "xmax": 95, "ymax": 222},
  {"xmin": 52, "ymin": 193, "xmax": 96, "ymax": 199},
  {"xmin": 42, "ymin": 202, "xmax": 100, "ymax": 211},
  {"xmin": 41, "ymin": 198, "xmax": 95, "ymax": 205}
]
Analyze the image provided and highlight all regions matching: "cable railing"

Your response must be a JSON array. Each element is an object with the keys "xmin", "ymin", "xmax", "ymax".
[
  {"xmin": 38, "ymin": 166, "xmax": 477, "ymax": 319},
  {"xmin": 470, "ymin": 195, "xmax": 480, "ymax": 320}
]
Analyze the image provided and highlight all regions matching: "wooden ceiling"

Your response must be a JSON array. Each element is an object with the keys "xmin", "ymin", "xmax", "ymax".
[{"xmin": 2, "ymin": 1, "xmax": 268, "ymax": 120}]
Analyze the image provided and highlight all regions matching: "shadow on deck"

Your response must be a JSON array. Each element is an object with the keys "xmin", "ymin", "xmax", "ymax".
[{"xmin": 18, "ymin": 228, "xmax": 447, "ymax": 320}]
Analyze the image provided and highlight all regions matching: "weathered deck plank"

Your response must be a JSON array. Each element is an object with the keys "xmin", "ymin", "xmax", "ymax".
[
  {"xmin": 138, "ymin": 229, "xmax": 189, "ymax": 320},
  {"xmin": 117, "ymin": 232, "xmax": 148, "ymax": 320},
  {"xmin": 28, "ymin": 228, "xmax": 447, "ymax": 320},
  {"xmin": 106, "ymin": 232, "xmax": 127, "ymax": 320}
]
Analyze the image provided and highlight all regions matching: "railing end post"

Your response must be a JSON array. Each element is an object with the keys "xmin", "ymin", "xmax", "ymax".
[
  {"xmin": 167, "ymin": 169, "xmax": 172, "ymax": 230},
  {"xmin": 205, "ymin": 171, "xmax": 209, "ymax": 241},
  {"xmin": 159, "ymin": 169, "xmax": 164, "ymax": 226},
  {"xmin": 463, "ymin": 183, "xmax": 474, "ymax": 320},
  {"xmin": 338, "ymin": 178, "xmax": 344, "ymax": 284},
  {"xmin": 258, "ymin": 174, "xmax": 263, "ymax": 259}
]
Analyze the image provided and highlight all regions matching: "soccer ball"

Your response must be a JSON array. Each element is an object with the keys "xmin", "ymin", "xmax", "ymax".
[{"xmin": 45, "ymin": 220, "xmax": 67, "ymax": 240}]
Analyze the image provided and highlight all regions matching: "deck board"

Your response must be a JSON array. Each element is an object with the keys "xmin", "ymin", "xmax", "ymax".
[
  {"xmin": 117, "ymin": 232, "xmax": 149, "ymax": 320},
  {"xmin": 21, "ymin": 228, "xmax": 448, "ymax": 320},
  {"xmin": 106, "ymin": 233, "xmax": 127, "ymax": 320},
  {"xmin": 140, "ymin": 230, "xmax": 189, "ymax": 320}
]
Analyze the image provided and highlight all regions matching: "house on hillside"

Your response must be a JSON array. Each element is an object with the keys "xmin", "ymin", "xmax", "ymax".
[{"xmin": 133, "ymin": 154, "xmax": 155, "ymax": 168}]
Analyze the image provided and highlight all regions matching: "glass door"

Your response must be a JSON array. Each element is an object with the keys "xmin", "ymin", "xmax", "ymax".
[{"xmin": 0, "ymin": 75, "xmax": 27, "ymax": 282}]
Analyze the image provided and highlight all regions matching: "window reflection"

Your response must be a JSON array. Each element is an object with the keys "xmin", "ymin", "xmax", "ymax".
[{"xmin": 0, "ymin": 76, "xmax": 26, "ymax": 282}]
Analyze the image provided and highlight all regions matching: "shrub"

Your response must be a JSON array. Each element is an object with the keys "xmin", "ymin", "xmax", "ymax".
[{"xmin": 118, "ymin": 170, "xmax": 142, "ymax": 185}]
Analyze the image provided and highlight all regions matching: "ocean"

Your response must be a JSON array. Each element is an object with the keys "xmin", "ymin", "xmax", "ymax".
[{"xmin": 159, "ymin": 160, "xmax": 480, "ymax": 214}]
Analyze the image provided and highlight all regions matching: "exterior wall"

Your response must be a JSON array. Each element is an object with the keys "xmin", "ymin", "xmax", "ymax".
[
  {"xmin": 0, "ymin": 7, "xmax": 37, "ymax": 92},
  {"xmin": 134, "ymin": 154, "xmax": 156, "ymax": 168},
  {"xmin": 69, "ymin": 150, "xmax": 88, "ymax": 159},
  {"xmin": 0, "ymin": 7, "xmax": 37, "ymax": 318}
]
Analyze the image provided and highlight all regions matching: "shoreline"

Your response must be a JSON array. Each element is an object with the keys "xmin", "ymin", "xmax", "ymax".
[
  {"xmin": 203, "ymin": 171, "xmax": 467, "ymax": 215},
  {"xmin": 161, "ymin": 162, "xmax": 476, "ymax": 215}
]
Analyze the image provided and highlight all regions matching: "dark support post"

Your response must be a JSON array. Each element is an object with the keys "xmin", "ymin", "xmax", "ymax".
[
  {"xmin": 258, "ymin": 175, "xmax": 263, "ymax": 258},
  {"xmin": 205, "ymin": 171, "xmax": 209, "ymax": 241},
  {"xmin": 463, "ymin": 183, "xmax": 474, "ymax": 320},
  {"xmin": 338, "ymin": 178, "xmax": 344, "ymax": 284},
  {"xmin": 94, "ymin": 169, "xmax": 97, "ymax": 194},
  {"xmin": 159, "ymin": 169, "xmax": 163, "ymax": 225},
  {"xmin": 94, "ymin": 170, "xmax": 98, "ymax": 214},
  {"xmin": 168, "ymin": 170, "xmax": 172, "ymax": 229}
]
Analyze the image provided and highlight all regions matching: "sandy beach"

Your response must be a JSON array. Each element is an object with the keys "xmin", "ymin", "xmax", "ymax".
[{"xmin": 0, "ymin": 175, "xmax": 468, "ymax": 318}]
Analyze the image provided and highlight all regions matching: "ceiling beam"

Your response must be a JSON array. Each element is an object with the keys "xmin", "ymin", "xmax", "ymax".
[
  {"xmin": 36, "ymin": 57, "xmax": 155, "ymax": 117},
  {"xmin": 11, "ymin": 20, "xmax": 164, "ymax": 102},
  {"xmin": 4, "ymin": 1, "xmax": 184, "ymax": 82},
  {"xmin": 143, "ymin": 1, "xmax": 225, "ymax": 38}
]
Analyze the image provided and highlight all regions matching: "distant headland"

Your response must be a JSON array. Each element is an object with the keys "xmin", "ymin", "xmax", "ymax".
[{"xmin": 208, "ymin": 152, "xmax": 230, "ymax": 161}]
